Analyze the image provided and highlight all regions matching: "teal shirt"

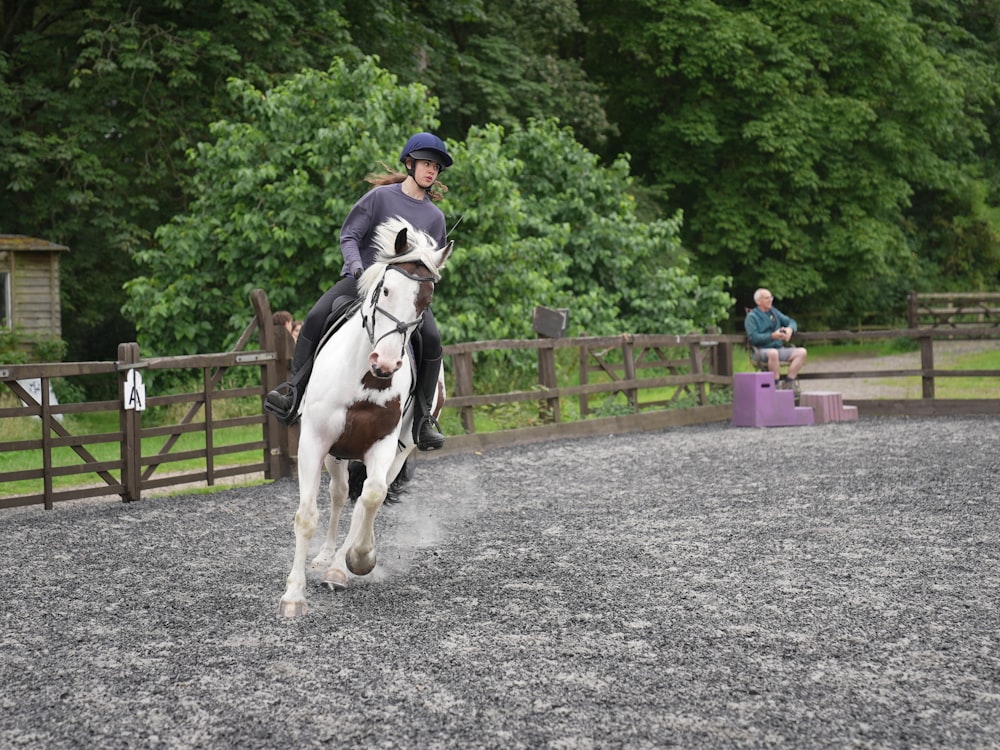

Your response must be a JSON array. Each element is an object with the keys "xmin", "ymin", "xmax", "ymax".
[{"xmin": 745, "ymin": 306, "xmax": 797, "ymax": 349}]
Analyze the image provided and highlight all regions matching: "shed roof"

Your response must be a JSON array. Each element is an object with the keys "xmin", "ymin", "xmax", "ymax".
[{"xmin": 0, "ymin": 235, "xmax": 70, "ymax": 252}]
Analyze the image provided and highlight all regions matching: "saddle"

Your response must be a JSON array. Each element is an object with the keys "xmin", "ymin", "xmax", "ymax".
[{"xmin": 315, "ymin": 294, "xmax": 362, "ymax": 352}]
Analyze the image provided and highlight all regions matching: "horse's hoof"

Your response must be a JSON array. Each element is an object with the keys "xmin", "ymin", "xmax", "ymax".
[
  {"xmin": 323, "ymin": 568, "xmax": 349, "ymax": 591},
  {"xmin": 278, "ymin": 599, "xmax": 309, "ymax": 618},
  {"xmin": 346, "ymin": 552, "xmax": 376, "ymax": 577},
  {"xmin": 310, "ymin": 554, "xmax": 334, "ymax": 571}
]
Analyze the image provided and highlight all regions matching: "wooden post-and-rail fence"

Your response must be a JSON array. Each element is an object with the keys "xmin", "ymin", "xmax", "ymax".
[
  {"xmin": 0, "ymin": 290, "xmax": 295, "ymax": 510},
  {"xmin": 3, "ymin": 289, "xmax": 999, "ymax": 510}
]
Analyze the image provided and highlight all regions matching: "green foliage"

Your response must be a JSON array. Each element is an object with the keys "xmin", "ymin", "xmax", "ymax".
[
  {"xmin": 342, "ymin": 0, "xmax": 613, "ymax": 147},
  {"xmin": 126, "ymin": 58, "xmax": 441, "ymax": 354},
  {"xmin": 0, "ymin": 332, "xmax": 29, "ymax": 365},
  {"xmin": 127, "ymin": 61, "xmax": 733, "ymax": 366},
  {"xmin": 1, "ymin": 0, "xmax": 356, "ymax": 361},
  {"xmin": 581, "ymin": 0, "xmax": 1000, "ymax": 324},
  {"xmin": 32, "ymin": 336, "xmax": 68, "ymax": 363},
  {"xmin": 7, "ymin": 0, "xmax": 998, "ymax": 363},
  {"xmin": 441, "ymin": 119, "xmax": 733, "ymax": 343},
  {"xmin": 0, "ymin": 332, "xmax": 63, "ymax": 364}
]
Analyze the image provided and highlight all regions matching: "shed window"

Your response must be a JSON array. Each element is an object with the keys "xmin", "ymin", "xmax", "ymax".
[{"xmin": 0, "ymin": 272, "xmax": 8, "ymax": 329}]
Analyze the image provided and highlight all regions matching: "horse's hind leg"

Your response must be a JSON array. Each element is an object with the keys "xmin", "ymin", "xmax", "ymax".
[
  {"xmin": 312, "ymin": 456, "xmax": 351, "ymax": 591},
  {"xmin": 277, "ymin": 445, "xmax": 325, "ymax": 618}
]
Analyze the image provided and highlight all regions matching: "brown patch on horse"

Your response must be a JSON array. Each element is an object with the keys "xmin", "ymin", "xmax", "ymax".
[
  {"xmin": 328, "ymin": 395, "xmax": 402, "ymax": 460},
  {"xmin": 393, "ymin": 260, "xmax": 435, "ymax": 315},
  {"xmin": 361, "ymin": 371, "xmax": 395, "ymax": 391}
]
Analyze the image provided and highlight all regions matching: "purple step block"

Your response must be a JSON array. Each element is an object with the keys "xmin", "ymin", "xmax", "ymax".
[
  {"xmin": 732, "ymin": 372, "xmax": 815, "ymax": 428},
  {"xmin": 800, "ymin": 391, "xmax": 859, "ymax": 423}
]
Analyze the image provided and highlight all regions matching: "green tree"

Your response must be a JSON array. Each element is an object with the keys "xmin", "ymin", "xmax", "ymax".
[
  {"xmin": 341, "ymin": 0, "xmax": 613, "ymax": 147},
  {"xmin": 124, "ymin": 58, "xmax": 435, "ymax": 354},
  {"xmin": 126, "ymin": 59, "xmax": 732, "ymax": 357},
  {"xmin": 1, "ymin": 0, "xmax": 354, "ymax": 359},
  {"xmin": 580, "ymin": 0, "xmax": 999, "ymax": 325},
  {"xmin": 441, "ymin": 119, "xmax": 731, "ymax": 341}
]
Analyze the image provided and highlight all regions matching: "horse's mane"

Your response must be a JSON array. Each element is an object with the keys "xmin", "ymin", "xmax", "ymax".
[{"xmin": 357, "ymin": 217, "xmax": 444, "ymax": 297}]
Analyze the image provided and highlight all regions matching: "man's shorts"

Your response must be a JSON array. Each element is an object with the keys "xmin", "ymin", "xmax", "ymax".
[{"xmin": 753, "ymin": 346, "xmax": 798, "ymax": 364}]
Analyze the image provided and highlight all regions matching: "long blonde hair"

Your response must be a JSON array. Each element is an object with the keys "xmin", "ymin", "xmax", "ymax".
[{"xmin": 365, "ymin": 162, "xmax": 448, "ymax": 202}]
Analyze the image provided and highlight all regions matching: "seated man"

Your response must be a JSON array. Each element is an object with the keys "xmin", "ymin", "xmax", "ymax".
[{"xmin": 745, "ymin": 288, "xmax": 807, "ymax": 396}]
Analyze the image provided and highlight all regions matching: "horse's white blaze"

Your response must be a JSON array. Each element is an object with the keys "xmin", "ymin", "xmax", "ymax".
[
  {"xmin": 368, "ymin": 264, "xmax": 422, "ymax": 377},
  {"xmin": 277, "ymin": 217, "xmax": 453, "ymax": 618}
]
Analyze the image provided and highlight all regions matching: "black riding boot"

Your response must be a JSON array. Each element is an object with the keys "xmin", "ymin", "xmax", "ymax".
[
  {"xmin": 412, "ymin": 355, "xmax": 444, "ymax": 451},
  {"xmin": 264, "ymin": 333, "xmax": 316, "ymax": 425}
]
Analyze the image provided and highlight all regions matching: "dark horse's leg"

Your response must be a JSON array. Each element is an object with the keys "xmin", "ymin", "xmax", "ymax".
[{"xmin": 348, "ymin": 457, "xmax": 414, "ymax": 503}]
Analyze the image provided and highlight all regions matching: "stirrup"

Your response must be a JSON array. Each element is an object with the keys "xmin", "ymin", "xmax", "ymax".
[
  {"xmin": 416, "ymin": 415, "xmax": 444, "ymax": 451},
  {"xmin": 264, "ymin": 383, "xmax": 300, "ymax": 426}
]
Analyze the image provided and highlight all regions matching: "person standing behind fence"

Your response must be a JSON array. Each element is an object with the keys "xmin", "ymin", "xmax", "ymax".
[
  {"xmin": 273, "ymin": 310, "xmax": 294, "ymax": 335},
  {"xmin": 745, "ymin": 288, "xmax": 807, "ymax": 397}
]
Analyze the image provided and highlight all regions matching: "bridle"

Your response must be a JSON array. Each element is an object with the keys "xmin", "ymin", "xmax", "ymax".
[{"xmin": 361, "ymin": 263, "xmax": 437, "ymax": 362}]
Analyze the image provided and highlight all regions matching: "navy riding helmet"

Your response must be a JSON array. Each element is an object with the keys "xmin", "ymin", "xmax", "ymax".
[{"xmin": 399, "ymin": 132, "xmax": 453, "ymax": 171}]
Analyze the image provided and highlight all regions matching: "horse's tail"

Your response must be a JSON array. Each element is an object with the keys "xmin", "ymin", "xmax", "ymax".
[{"xmin": 347, "ymin": 457, "xmax": 414, "ymax": 505}]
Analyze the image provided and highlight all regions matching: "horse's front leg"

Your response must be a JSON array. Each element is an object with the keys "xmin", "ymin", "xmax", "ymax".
[
  {"xmin": 277, "ymin": 447, "xmax": 325, "ymax": 618},
  {"xmin": 340, "ymin": 443, "xmax": 396, "ymax": 577},
  {"xmin": 311, "ymin": 456, "xmax": 350, "ymax": 591}
]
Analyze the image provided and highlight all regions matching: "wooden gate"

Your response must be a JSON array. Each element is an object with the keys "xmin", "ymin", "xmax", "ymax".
[{"xmin": 0, "ymin": 289, "xmax": 294, "ymax": 509}]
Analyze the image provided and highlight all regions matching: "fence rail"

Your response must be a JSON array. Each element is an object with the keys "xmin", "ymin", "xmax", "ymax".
[
  {"xmin": 907, "ymin": 291, "xmax": 1000, "ymax": 329},
  {"xmin": 2, "ymin": 289, "xmax": 998, "ymax": 510},
  {"xmin": 434, "ymin": 326, "xmax": 1000, "ymax": 457},
  {"xmin": 0, "ymin": 289, "xmax": 294, "ymax": 510}
]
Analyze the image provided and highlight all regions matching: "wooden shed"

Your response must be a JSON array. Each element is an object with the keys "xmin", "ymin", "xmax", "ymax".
[{"xmin": 0, "ymin": 235, "xmax": 68, "ymax": 352}]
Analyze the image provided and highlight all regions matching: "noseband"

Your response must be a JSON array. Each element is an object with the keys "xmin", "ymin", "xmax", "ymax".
[{"xmin": 361, "ymin": 263, "xmax": 437, "ymax": 359}]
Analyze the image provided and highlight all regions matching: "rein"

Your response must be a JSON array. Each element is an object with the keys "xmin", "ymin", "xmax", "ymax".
[{"xmin": 361, "ymin": 263, "xmax": 437, "ymax": 359}]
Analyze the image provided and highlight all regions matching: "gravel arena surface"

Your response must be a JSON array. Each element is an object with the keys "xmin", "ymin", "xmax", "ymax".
[{"xmin": 2, "ymin": 416, "xmax": 999, "ymax": 749}]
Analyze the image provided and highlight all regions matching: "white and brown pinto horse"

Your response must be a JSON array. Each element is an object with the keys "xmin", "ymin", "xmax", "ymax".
[{"xmin": 278, "ymin": 217, "xmax": 452, "ymax": 618}]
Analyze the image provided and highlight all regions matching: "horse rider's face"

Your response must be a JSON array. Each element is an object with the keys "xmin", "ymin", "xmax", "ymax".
[{"xmin": 411, "ymin": 159, "xmax": 441, "ymax": 188}]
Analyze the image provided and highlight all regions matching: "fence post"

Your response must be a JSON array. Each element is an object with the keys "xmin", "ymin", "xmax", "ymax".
[
  {"xmin": 578, "ymin": 343, "xmax": 590, "ymax": 416},
  {"xmin": 40, "ymin": 374, "xmax": 54, "ymax": 510},
  {"xmin": 203, "ymin": 367, "xmax": 215, "ymax": 486},
  {"xmin": 451, "ymin": 350, "xmax": 476, "ymax": 434},
  {"xmin": 532, "ymin": 306, "xmax": 566, "ymax": 423},
  {"xmin": 537, "ymin": 342, "xmax": 559, "ymax": 423},
  {"xmin": 713, "ymin": 336, "xmax": 733, "ymax": 380},
  {"xmin": 251, "ymin": 289, "xmax": 292, "ymax": 480},
  {"xmin": 919, "ymin": 332, "xmax": 935, "ymax": 399},
  {"xmin": 621, "ymin": 336, "xmax": 638, "ymax": 412},
  {"xmin": 689, "ymin": 342, "xmax": 707, "ymax": 406},
  {"xmin": 118, "ymin": 342, "xmax": 142, "ymax": 502},
  {"xmin": 908, "ymin": 291, "xmax": 918, "ymax": 328}
]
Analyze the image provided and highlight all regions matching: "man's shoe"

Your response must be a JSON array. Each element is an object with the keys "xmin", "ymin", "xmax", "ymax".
[
  {"xmin": 416, "ymin": 416, "xmax": 445, "ymax": 451},
  {"xmin": 784, "ymin": 378, "xmax": 801, "ymax": 405}
]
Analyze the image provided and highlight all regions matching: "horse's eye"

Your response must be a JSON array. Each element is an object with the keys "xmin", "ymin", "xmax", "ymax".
[{"xmin": 382, "ymin": 287, "xmax": 389, "ymax": 297}]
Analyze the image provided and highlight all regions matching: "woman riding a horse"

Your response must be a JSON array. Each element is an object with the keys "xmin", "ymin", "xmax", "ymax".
[
  {"xmin": 277, "ymin": 217, "xmax": 453, "ymax": 617},
  {"xmin": 265, "ymin": 132, "xmax": 453, "ymax": 452}
]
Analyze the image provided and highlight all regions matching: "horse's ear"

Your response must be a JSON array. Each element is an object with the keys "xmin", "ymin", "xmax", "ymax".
[
  {"xmin": 394, "ymin": 227, "xmax": 409, "ymax": 256},
  {"xmin": 435, "ymin": 240, "xmax": 455, "ymax": 270}
]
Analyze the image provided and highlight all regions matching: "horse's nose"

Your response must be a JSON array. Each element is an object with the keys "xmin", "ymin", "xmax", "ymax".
[{"xmin": 369, "ymin": 351, "xmax": 402, "ymax": 378}]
